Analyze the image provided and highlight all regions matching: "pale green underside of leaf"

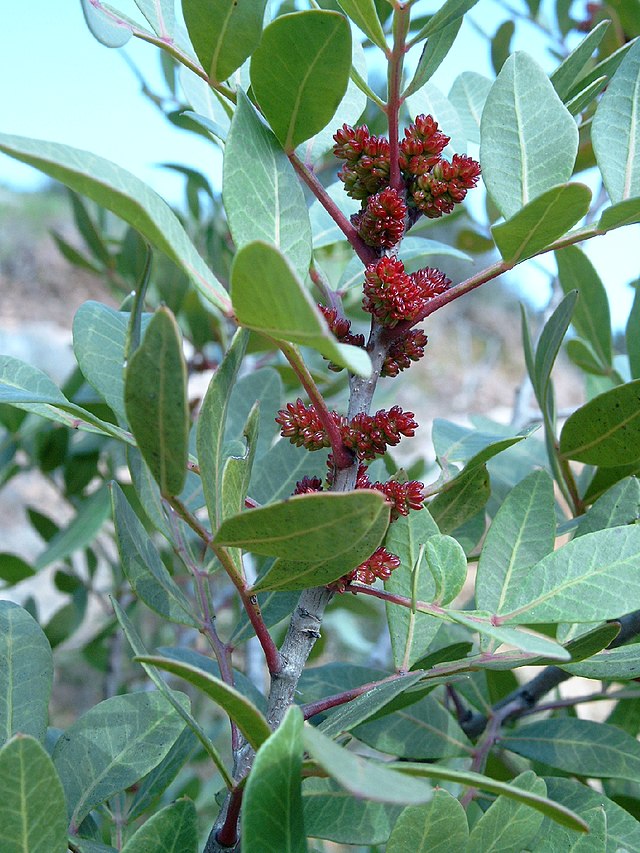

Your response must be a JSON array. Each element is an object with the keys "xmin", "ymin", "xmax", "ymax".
[
  {"xmin": 480, "ymin": 52, "xmax": 579, "ymax": 219},
  {"xmin": 592, "ymin": 38, "xmax": 640, "ymax": 204},
  {"xmin": 223, "ymin": 91, "xmax": 312, "ymax": 282}
]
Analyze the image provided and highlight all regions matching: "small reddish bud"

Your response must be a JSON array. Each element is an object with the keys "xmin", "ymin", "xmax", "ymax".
[
  {"xmin": 333, "ymin": 123, "xmax": 391, "ymax": 200},
  {"xmin": 352, "ymin": 187, "xmax": 407, "ymax": 249},
  {"xmin": 399, "ymin": 114, "xmax": 450, "ymax": 175},
  {"xmin": 293, "ymin": 476, "xmax": 324, "ymax": 495},
  {"xmin": 276, "ymin": 399, "xmax": 331, "ymax": 451},
  {"xmin": 409, "ymin": 154, "xmax": 481, "ymax": 218},
  {"xmin": 362, "ymin": 257, "xmax": 423, "ymax": 327},
  {"xmin": 374, "ymin": 479, "xmax": 425, "ymax": 521},
  {"xmin": 341, "ymin": 405, "xmax": 418, "ymax": 460},
  {"xmin": 381, "ymin": 329, "xmax": 428, "ymax": 377},
  {"xmin": 411, "ymin": 267, "xmax": 451, "ymax": 300},
  {"xmin": 355, "ymin": 546, "xmax": 401, "ymax": 584}
]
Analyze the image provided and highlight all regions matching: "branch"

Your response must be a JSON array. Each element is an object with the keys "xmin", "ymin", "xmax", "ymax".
[
  {"xmin": 462, "ymin": 610, "xmax": 640, "ymax": 738},
  {"xmin": 387, "ymin": 5, "xmax": 411, "ymax": 192}
]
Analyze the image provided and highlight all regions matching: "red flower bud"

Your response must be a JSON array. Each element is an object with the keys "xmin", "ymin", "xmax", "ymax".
[
  {"xmin": 352, "ymin": 187, "xmax": 407, "ymax": 249},
  {"xmin": 333, "ymin": 124, "xmax": 391, "ymax": 200},
  {"xmin": 411, "ymin": 267, "xmax": 451, "ymax": 300},
  {"xmin": 381, "ymin": 329, "xmax": 429, "ymax": 377},
  {"xmin": 409, "ymin": 154, "xmax": 481, "ymax": 218},
  {"xmin": 341, "ymin": 405, "xmax": 418, "ymax": 460},
  {"xmin": 373, "ymin": 479, "xmax": 425, "ymax": 520},
  {"xmin": 276, "ymin": 399, "xmax": 332, "ymax": 451},
  {"xmin": 399, "ymin": 114, "xmax": 450, "ymax": 175},
  {"xmin": 293, "ymin": 476, "xmax": 324, "ymax": 495},
  {"xmin": 363, "ymin": 257, "xmax": 423, "ymax": 327}
]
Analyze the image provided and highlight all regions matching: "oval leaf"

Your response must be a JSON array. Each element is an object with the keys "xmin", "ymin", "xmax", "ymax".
[
  {"xmin": 125, "ymin": 307, "xmax": 189, "ymax": 496},
  {"xmin": 242, "ymin": 706, "xmax": 306, "ymax": 853},
  {"xmin": 52, "ymin": 692, "xmax": 187, "ymax": 831},
  {"xmin": 592, "ymin": 38, "xmax": 640, "ymax": 203},
  {"xmin": 480, "ymin": 52, "xmax": 579, "ymax": 219},
  {"xmin": 224, "ymin": 92, "xmax": 312, "ymax": 281},
  {"xmin": 121, "ymin": 798, "xmax": 197, "ymax": 853},
  {"xmin": 216, "ymin": 489, "xmax": 388, "ymax": 561},
  {"xmin": 0, "ymin": 735, "xmax": 68, "ymax": 853},
  {"xmin": 134, "ymin": 656, "xmax": 272, "ymax": 751},
  {"xmin": 183, "ymin": 0, "xmax": 267, "ymax": 83},
  {"xmin": 250, "ymin": 11, "xmax": 352, "ymax": 151},
  {"xmin": 231, "ymin": 240, "xmax": 371, "ymax": 376},
  {"xmin": 0, "ymin": 602, "xmax": 52, "ymax": 746},
  {"xmin": 560, "ymin": 379, "xmax": 640, "ymax": 466}
]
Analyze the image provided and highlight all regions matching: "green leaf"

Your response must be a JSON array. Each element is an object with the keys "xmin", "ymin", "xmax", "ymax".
[
  {"xmin": 80, "ymin": 0, "xmax": 132, "ymax": 47},
  {"xmin": 502, "ymin": 718, "xmax": 640, "ymax": 781},
  {"xmin": 568, "ymin": 807, "xmax": 606, "ymax": 853},
  {"xmin": 390, "ymin": 763, "xmax": 587, "ymax": 830},
  {"xmin": 448, "ymin": 72, "xmax": 492, "ymax": 144},
  {"xmin": 551, "ymin": 20, "xmax": 610, "ymax": 99},
  {"xmin": 121, "ymin": 799, "xmax": 197, "ymax": 853},
  {"xmin": 0, "ymin": 133, "xmax": 229, "ymax": 313},
  {"xmin": 567, "ymin": 338, "xmax": 609, "ymax": 376},
  {"xmin": 592, "ymin": 39, "xmax": 640, "ymax": 203},
  {"xmin": 319, "ymin": 672, "xmax": 425, "ymax": 738},
  {"xmin": 0, "ymin": 355, "xmax": 132, "ymax": 442},
  {"xmin": 111, "ymin": 484, "xmax": 199, "ymax": 627},
  {"xmin": 533, "ymin": 289, "xmax": 578, "ymax": 407},
  {"xmin": 560, "ymin": 379, "xmax": 640, "ymax": 466},
  {"xmin": 302, "ymin": 777, "xmax": 402, "ymax": 845},
  {"xmin": 565, "ymin": 75, "xmax": 608, "ymax": 117},
  {"xmin": 534, "ymin": 777, "xmax": 640, "ymax": 851},
  {"xmin": 428, "ymin": 465, "xmax": 491, "ymax": 533},
  {"xmin": 125, "ymin": 307, "xmax": 189, "ymax": 496},
  {"xmin": 35, "ymin": 486, "xmax": 111, "ymax": 571},
  {"xmin": 337, "ymin": 0, "xmax": 387, "ymax": 52},
  {"xmin": 404, "ymin": 19, "xmax": 462, "ymax": 99},
  {"xmin": 411, "ymin": 0, "xmax": 479, "ymax": 42},
  {"xmin": 128, "ymin": 728, "xmax": 198, "ymax": 821},
  {"xmin": 491, "ymin": 20, "xmax": 515, "ymax": 75},
  {"xmin": 302, "ymin": 724, "xmax": 432, "ymax": 805},
  {"xmin": 231, "ymin": 241, "xmax": 371, "ymax": 376},
  {"xmin": 556, "ymin": 245, "xmax": 612, "ymax": 368},
  {"xmin": 251, "ymin": 499, "xmax": 389, "ymax": 592},
  {"xmin": 466, "ymin": 771, "xmax": 546, "ymax": 853},
  {"xmin": 0, "ymin": 735, "xmax": 67, "ymax": 853},
  {"xmin": 133, "ymin": 0, "xmax": 179, "ymax": 41},
  {"xmin": 353, "ymin": 691, "xmax": 472, "ymax": 760},
  {"xmin": 297, "ymin": 40, "xmax": 368, "ymax": 164},
  {"xmin": 52, "ymin": 691, "xmax": 187, "ymax": 830},
  {"xmin": 432, "ymin": 419, "xmax": 536, "ymax": 469},
  {"xmin": 197, "ymin": 328, "xmax": 248, "ymax": 542},
  {"xmin": 242, "ymin": 706, "xmax": 307, "ymax": 853},
  {"xmin": 499, "ymin": 524, "xmax": 640, "ymax": 623},
  {"xmin": 575, "ymin": 476, "xmax": 640, "ymax": 538},
  {"xmin": 443, "ymin": 610, "xmax": 570, "ymax": 659},
  {"xmin": 0, "ymin": 553, "xmax": 34, "ymax": 586},
  {"xmin": 628, "ymin": 285, "xmax": 640, "ymax": 379},
  {"xmin": 424, "ymin": 534, "xmax": 467, "ymax": 605},
  {"xmin": 491, "ymin": 183, "xmax": 592, "ymax": 263},
  {"xmin": 225, "ymin": 367, "xmax": 283, "ymax": 460},
  {"xmin": 480, "ymin": 52, "xmax": 579, "ymax": 219},
  {"xmin": 111, "ymin": 601, "xmax": 232, "ymax": 788},
  {"xmin": 0, "ymin": 602, "xmax": 52, "ymax": 746},
  {"xmin": 223, "ymin": 92, "xmax": 312, "ymax": 282},
  {"xmin": 476, "ymin": 470, "xmax": 555, "ymax": 613},
  {"xmin": 250, "ymin": 11, "xmax": 352, "ymax": 151},
  {"xmin": 183, "ymin": 0, "xmax": 267, "ymax": 83},
  {"xmin": 73, "ymin": 302, "xmax": 151, "ymax": 423},
  {"xmin": 221, "ymin": 405, "xmax": 259, "ymax": 525},
  {"xmin": 561, "ymin": 643, "xmax": 640, "ymax": 680},
  {"xmin": 216, "ymin": 490, "xmax": 386, "ymax": 560},
  {"xmin": 386, "ymin": 790, "xmax": 469, "ymax": 853},
  {"xmin": 134, "ymin": 656, "xmax": 272, "ymax": 751}
]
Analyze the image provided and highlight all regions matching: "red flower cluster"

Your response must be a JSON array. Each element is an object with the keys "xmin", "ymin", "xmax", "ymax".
[
  {"xmin": 293, "ymin": 476, "xmax": 324, "ymax": 495},
  {"xmin": 276, "ymin": 402, "xmax": 417, "ymax": 460},
  {"xmin": 333, "ymin": 123, "xmax": 391, "ymax": 201},
  {"xmin": 275, "ymin": 400, "xmax": 337, "ymax": 452},
  {"xmin": 382, "ymin": 328, "xmax": 429, "ymax": 377},
  {"xmin": 351, "ymin": 187, "xmax": 407, "ymax": 249},
  {"xmin": 363, "ymin": 257, "xmax": 451, "ymax": 328},
  {"xmin": 408, "ymin": 153, "xmax": 482, "ymax": 219},
  {"xmin": 318, "ymin": 305, "xmax": 366, "ymax": 371},
  {"xmin": 333, "ymin": 115, "xmax": 480, "ymax": 244},
  {"xmin": 341, "ymin": 406, "xmax": 418, "ymax": 460}
]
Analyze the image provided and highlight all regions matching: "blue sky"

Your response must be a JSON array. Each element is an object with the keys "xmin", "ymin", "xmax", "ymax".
[{"xmin": 0, "ymin": 1, "xmax": 637, "ymax": 328}]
